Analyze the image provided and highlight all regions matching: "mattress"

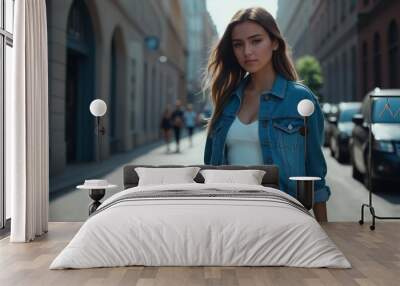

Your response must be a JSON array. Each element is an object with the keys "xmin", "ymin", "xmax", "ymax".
[{"xmin": 50, "ymin": 183, "xmax": 351, "ymax": 269}]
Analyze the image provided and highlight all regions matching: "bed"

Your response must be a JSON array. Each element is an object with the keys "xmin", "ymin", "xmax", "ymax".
[{"xmin": 50, "ymin": 165, "xmax": 351, "ymax": 269}]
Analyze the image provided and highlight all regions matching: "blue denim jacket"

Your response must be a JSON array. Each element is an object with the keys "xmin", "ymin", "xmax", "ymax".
[{"xmin": 204, "ymin": 74, "xmax": 330, "ymax": 203}]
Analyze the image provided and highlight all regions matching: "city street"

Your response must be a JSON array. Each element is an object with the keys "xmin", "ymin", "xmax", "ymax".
[{"xmin": 49, "ymin": 130, "xmax": 400, "ymax": 223}]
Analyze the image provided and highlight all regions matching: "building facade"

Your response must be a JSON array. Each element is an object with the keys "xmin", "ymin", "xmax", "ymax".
[
  {"xmin": 276, "ymin": 0, "xmax": 319, "ymax": 60},
  {"xmin": 310, "ymin": 0, "xmax": 359, "ymax": 103},
  {"xmin": 46, "ymin": 0, "xmax": 188, "ymax": 177},
  {"xmin": 278, "ymin": 0, "xmax": 358, "ymax": 103},
  {"xmin": 357, "ymin": 0, "xmax": 400, "ymax": 99},
  {"xmin": 278, "ymin": 0, "xmax": 400, "ymax": 103},
  {"xmin": 182, "ymin": 0, "xmax": 218, "ymax": 111}
]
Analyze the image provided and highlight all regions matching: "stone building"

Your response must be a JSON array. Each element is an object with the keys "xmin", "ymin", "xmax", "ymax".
[
  {"xmin": 182, "ymin": 0, "xmax": 218, "ymax": 111},
  {"xmin": 278, "ymin": 0, "xmax": 400, "ymax": 103},
  {"xmin": 276, "ymin": 0, "xmax": 319, "ymax": 60},
  {"xmin": 309, "ymin": 0, "xmax": 359, "ymax": 103},
  {"xmin": 357, "ymin": 0, "xmax": 400, "ymax": 99},
  {"xmin": 46, "ymin": 0, "xmax": 188, "ymax": 176},
  {"xmin": 278, "ymin": 0, "xmax": 359, "ymax": 103}
]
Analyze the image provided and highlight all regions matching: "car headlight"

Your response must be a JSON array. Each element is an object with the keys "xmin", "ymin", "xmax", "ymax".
[{"xmin": 373, "ymin": 141, "xmax": 394, "ymax": 153}]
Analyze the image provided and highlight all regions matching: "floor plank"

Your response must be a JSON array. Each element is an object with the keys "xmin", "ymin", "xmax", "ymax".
[{"xmin": 0, "ymin": 222, "xmax": 399, "ymax": 286}]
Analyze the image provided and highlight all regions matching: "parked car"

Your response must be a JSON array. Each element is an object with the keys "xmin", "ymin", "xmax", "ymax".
[
  {"xmin": 349, "ymin": 89, "xmax": 400, "ymax": 191},
  {"xmin": 322, "ymin": 103, "xmax": 338, "ymax": 147},
  {"xmin": 328, "ymin": 102, "xmax": 361, "ymax": 163}
]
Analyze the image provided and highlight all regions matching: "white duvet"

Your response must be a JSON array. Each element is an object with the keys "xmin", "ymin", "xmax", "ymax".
[{"xmin": 50, "ymin": 183, "xmax": 351, "ymax": 269}]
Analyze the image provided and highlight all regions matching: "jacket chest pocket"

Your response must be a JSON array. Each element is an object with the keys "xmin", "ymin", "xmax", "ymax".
[{"xmin": 272, "ymin": 118, "xmax": 304, "ymax": 151}]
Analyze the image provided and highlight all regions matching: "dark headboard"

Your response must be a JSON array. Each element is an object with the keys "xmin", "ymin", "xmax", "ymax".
[{"xmin": 123, "ymin": 165, "xmax": 280, "ymax": 190}]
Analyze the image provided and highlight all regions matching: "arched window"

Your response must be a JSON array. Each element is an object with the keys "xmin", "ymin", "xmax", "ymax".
[
  {"xmin": 388, "ymin": 20, "xmax": 399, "ymax": 88},
  {"xmin": 342, "ymin": 51, "xmax": 347, "ymax": 100},
  {"xmin": 351, "ymin": 46, "xmax": 357, "ymax": 98},
  {"xmin": 109, "ymin": 33, "xmax": 117, "ymax": 150},
  {"xmin": 143, "ymin": 62, "xmax": 148, "ymax": 131},
  {"xmin": 362, "ymin": 41, "xmax": 368, "ymax": 94},
  {"xmin": 67, "ymin": 0, "xmax": 88, "ymax": 44},
  {"xmin": 65, "ymin": 0, "xmax": 95, "ymax": 162},
  {"xmin": 373, "ymin": 33, "xmax": 381, "ymax": 87},
  {"xmin": 334, "ymin": 58, "xmax": 339, "ymax": 101},
  {"xmin": 341, "ymin": 0, "xmax": 346, "ymax": 21}
]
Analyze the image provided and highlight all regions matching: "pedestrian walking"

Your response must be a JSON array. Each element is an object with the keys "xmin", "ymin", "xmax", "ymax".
[
  {"xmin": 160, "ymin": 105, "xmax": 172, "ymax": 153},
  {"xmin": 171, "ymin": 100, "xmax": 185, "ymax": 153},
  {"xmin": 202, "ymin": 7, "xmax": 330, "ymax": 222},
  {"xmin": 184, "ymin": 104, "xmax": 197, "ymax": 147}
]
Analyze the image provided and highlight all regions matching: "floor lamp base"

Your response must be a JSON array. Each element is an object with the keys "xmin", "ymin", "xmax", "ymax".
[{"xmin": 359, "ymin": 203, "xmax": 400, "ymax": 231}]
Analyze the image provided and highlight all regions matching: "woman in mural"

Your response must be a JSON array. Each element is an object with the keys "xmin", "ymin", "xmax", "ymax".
[{"xmin": 203, "ymin": 7, "xmax": 330, "ymax": 222}]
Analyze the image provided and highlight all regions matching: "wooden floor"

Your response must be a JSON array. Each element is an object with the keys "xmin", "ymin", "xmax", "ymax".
[{"xmin": 0, "ymin": 222, "xmax": 399, "ymax": 286}]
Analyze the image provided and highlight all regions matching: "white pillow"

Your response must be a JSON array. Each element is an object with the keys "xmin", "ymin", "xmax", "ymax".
[
  {"xmin": 135, "ymin": 167, "xmax": 201, "ymax": 186},
  {"xmin": 200, "ymin": 169, "xmax": 266, "ymax": 185}
]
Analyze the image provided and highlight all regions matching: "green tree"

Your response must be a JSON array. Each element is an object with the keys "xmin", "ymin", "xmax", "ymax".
[{"xmin": 295, "ymin": 55, "xmax": 324, "ymax": 101}]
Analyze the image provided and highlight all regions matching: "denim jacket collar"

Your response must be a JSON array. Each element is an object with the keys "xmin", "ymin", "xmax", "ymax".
[{"xmin": 232, "ymin": 73, "xmax": 288, "ymax": 101}]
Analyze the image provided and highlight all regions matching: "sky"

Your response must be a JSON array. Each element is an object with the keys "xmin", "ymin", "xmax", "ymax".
[{"xmin": 206, "ymin": 0, "xmax": 278, "ymax": 37}]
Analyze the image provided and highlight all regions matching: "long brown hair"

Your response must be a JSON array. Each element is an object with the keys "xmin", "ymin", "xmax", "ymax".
[{"xmin": 203, "ymin": 7, "xmax": 298, "ymax": 134}]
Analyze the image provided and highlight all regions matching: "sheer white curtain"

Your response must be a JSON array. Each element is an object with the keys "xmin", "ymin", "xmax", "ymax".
[{"xmin": 7, "ymin": 0, "xmax": 49, "ymax": 242}]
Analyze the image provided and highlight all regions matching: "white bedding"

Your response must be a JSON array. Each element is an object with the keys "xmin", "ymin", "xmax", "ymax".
[{"xmin": 50, "ymin": 183, "xmax": 351, "ymax": 269}]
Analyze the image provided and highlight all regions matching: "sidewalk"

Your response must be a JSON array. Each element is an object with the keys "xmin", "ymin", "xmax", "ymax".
[
  {"xmin": 50, "ymin": 129, "xmax": 206, "ymax": 196},
  {"xmin": 49, "ymin": 129, "xmax": 207, "ymax": 221},
  {"xmin": 50, "ymin": 139, "xmax": 161, "ymax": 196}
]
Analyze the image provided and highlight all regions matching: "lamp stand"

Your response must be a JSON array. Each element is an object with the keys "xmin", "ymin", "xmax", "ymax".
[
  {"xmin": 96, "ymin": 117, "xmax": 102, "ymax": 163},
  {"xmin": 304, "ymin": 116, "xmax": 308, "ymax": 173},
  {"xmin": 289, "ymin": 116, "xmax": 319, "ymax": 210}
]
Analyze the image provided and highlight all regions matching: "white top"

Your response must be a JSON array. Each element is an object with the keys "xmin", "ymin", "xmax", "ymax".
[{"xmin": 225, "ymin": 116, "xmax": 263, "ymax": 165}]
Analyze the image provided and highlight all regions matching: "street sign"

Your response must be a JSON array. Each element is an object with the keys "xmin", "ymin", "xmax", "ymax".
[{"xmin": 144, "ymin": 36, "xmax": 159, "ymax": 51}]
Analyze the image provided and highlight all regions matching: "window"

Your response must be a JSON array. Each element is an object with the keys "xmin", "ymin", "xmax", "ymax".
[
  {"xmin": 351, "ymin": 46, "xmax": 357, "ymax": 99},
  {"xmin": 328, "ymin": 62, "xmax": 333, "ymax": 102},
  {"xmin": 388, "ymin": 20, "xmax": 399, "ymax": 88},
  {"xmin": 334, "ymin": 58, "xmax": 339, "ymax": 101},
  {"xmin": 339, "ymin": 107, "xmax": 361, "ymax": 122},
  {"xmin": 372, "ymin": 97, "xmax": 400, "ymax": 123},
  {"xmin": 143, "ymin": 62, "xmax": 147, "ymax": 131},
  {"xmin": 333, "ymin": 0, "xmax": 338, "ymax": 30},
  {"xmin": 1, "ymin": 0, "xmax": 14, "ymax": 230},
  {"xmin": 350, "ymin": 0, "xmax": 356, "ymax": 13},
  {"xmin": 341, "ymin": 0, "xmax": 346, "ymax": 21},
  {"xmin": 373, "ymin": 33, "xmax": 381, "ymax": 87},
  {"xmin": 130, "ymin": 59, "xmax": 136, "ymax": 131},
  {"xmin": 342, "ymin": 51, "xmax": 347, "ymax": 100},
  {"xmin": 362, "ymin": 41, "xmax": 369, "ymax": 94}
]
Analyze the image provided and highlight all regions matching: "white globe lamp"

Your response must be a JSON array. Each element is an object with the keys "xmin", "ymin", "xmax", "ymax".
[
  {"xmin": 90, "ymin": 99, "xmax": 107, "ymax": 117},
  {"xmin": 89, "ymin": 99, "xmax": 107, "ymax": 162},
  {"xmin": 297, "ymin": 99, "xmax": 315, "ymax": 117}
]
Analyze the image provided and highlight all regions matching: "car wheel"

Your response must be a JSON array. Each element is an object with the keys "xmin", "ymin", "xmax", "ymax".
[
  {"xmin": 323, "ymin": 134, "xmax": 330, "ymax": 147},
  {"xmin": 352, "ymin": 162, "xmax": 363, "ymax": 181},
  {"xmin": 330, "ymin": 138, "xmax": 335, "ymax": 157},
  {"xmin": 336, "ymin": 148, "xmax": 347, "ymax": 163}
]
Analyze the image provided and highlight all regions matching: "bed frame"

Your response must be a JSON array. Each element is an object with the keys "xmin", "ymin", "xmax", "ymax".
[{"xmin": 123, "ymin": 165, "xmax": 280, "ymax": 189}]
